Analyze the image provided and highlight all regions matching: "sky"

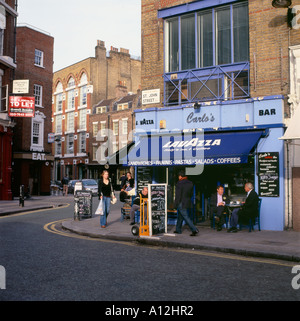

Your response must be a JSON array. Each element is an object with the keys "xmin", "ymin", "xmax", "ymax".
[{"xmin": 17, "ymin": 0, "xmax": 141, "ymax": 72}]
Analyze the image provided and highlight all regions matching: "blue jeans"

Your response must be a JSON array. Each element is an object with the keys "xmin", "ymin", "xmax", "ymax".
[
  {"xmin": 176, "ymin": 204, "xmax": 197, "ymax": 233},
  {"xmin": 100, "ymin": 196, "xmax": 111, "ymax": 226}
]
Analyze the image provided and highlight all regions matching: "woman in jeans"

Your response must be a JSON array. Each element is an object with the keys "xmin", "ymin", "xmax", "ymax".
[{"xmin": 98, "ymin": 170, "xmax": 113, "ymax": 228}]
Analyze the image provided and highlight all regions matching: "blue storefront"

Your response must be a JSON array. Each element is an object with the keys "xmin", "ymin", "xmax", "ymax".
[{"xmin": 123, "ymin": 96, "xmax": 286, "ymax": 231}]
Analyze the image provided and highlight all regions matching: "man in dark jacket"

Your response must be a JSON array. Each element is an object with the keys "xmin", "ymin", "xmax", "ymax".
[
  {"xmin": 210, "ymin": 185, "xmax": 230, "ymax": 231},
  {"xmin": 174, "ymin": 171, "xmax": 199, "ymax": 236},
  {"xmin": 228, "ymin": 182, "xmax": 259, "ymax": 233}
]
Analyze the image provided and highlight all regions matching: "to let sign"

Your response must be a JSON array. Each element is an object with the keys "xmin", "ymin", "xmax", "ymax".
[{"xmin": 9, "ymin": 96, "xmax": 35, "ymax": 118}]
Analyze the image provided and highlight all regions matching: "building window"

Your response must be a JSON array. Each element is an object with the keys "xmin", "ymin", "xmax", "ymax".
[
  {"xmin": 56, "ymin": 93, "xmax": 63, "ymax": 113},
  {"xmin": 35, "ymin": 49, "xmax": 44, "ymax": 67},
  {"xmin": 117, "ymin": 103, "xmax": 128, "ymax": 111},
  {"xmin": 100, "ymin": 121, "xmax": 106, "ymax": 137},
  {"xmin": 96, "ymin": 106, "xmax": 107, "ymax": 114},
  {"xmin": 163, "ymin": 2, "xmax": 249, "ymax": 105},
  {"xmin": 80, "ymin": 85, "xmax": 87, "ymax": 106},
  {"xmin": 32, "ymin": 122, "xmax": 40, "ymax": 145},
  {"xmin": 112, "ymin": 120, "xmax": 119, "ymax": 136},
  {"xmin": 122, "ymin": 119, "xmax": 128, "ymax": 135},
  {"xmin": 78, "ymin": 109, "xmax": 87, "ymax": 130},
  {"xmin": 67, "ymin": 112, "xmax": 74, "ymax": 132},
  {"xmin": 78, "ymin": 133, "xmax": 86, "ymax": 153},
  {"xmin": 55, "ymin": 115, "xmax": 62, "ymax": 134},
  {"xmin": 31, "ymin": 113, "xmax": 45, "ymax": 152},
  {"xmin": 34, "ymin": 84, "xmax": 43, "ymax": 107},
  {"xmin": 55, "ymin": 141, "xmax": 62, "ymax": 155},
  {"xmin": 66, "ymin": 134, "xmax": 74, "ymax": 154},
  {"xmin": 93, "ymin": 122, "xmax": 98, "ymax": 137},
  {"xmin": 67, "ymin": 89, "xmax": 75, "ymax": 110}
]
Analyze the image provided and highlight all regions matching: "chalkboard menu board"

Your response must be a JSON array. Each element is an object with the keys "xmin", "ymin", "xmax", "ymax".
[
  {"xmin": 137, "ymin": 167, "xmax": 153, "ymax": 193},
  {"xmin": 149, "ymin": 184, "xmax": 167, "ymax": 236},
  {"xmin": 258, "ymin": 152, "xmax": 280, "ymax": 197},
  {"xmin": 74, "ymin": 190, "xmax": 93, "ymax": 220}
]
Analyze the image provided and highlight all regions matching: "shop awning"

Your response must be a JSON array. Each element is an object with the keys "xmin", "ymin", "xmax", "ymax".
[
  {"xmin": 280, "ymin": 107, "xmax": 300, "ymax": 140},
  {"xmin": 122, "ymin": 130, "xmax": 264, "ymax": 166}
]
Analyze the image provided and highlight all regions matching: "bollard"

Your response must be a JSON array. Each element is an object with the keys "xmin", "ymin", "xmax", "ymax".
[{"xmin": 19, "ymin": 185, "xmax": 25, "ymax": 207}]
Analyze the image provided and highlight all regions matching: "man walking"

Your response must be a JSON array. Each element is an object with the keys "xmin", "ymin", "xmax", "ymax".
[{"xmin": 174, "ymin": 170, "xmax": 199, "ymax": 236}]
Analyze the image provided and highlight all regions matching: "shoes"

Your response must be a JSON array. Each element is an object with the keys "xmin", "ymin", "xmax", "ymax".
[
  {"xmin": 101, "ymin": 225, "xmax": 106, "ymax": 228},
  {"xmin": 174, "ymin": 230, "xmax": 180, "ymax": 234},
  {"xmin": 227, "ymin": 227, "xmax": 238, "ymax": 233},
  {"xmin": 130, "ymin": 222, "xmax": 135, "ymax": 225},
  {"xmin": 190, "ymin": 229, "xmax": 199, "ymax": 236}
]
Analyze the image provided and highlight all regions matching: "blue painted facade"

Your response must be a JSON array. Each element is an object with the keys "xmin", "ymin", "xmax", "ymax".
[
  {"xmin": 136, "ymin": 0, "xmax": 287, "ymax": 231},
  {"xmin": 133, "ymin": 96, "xmax": 286, "ymax": 231}
]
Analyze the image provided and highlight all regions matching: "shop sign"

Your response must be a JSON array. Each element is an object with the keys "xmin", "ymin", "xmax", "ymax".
[
  {"xmin": 8, "ymin": 96, "xmax": 35, "ymax": 118},
  {"xmin": 32, "ymin": 153, "xmax": 46, "ymax": 161},
  {"xmin": 258, "ymin": 152, "xmax": 280, "ymax": 197}
]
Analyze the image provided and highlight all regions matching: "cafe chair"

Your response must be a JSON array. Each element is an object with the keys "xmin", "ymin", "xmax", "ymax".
[
  {"xmin": 239, "ymin": 198, "xmax": 262, "ymax": 232},
  {"xmin": 212, "ymin": 211, "xmax": 229, "ymax": 229},
  {"xmin": 120, "ymin": 196, "xmax": 136, "ymax": 222}
]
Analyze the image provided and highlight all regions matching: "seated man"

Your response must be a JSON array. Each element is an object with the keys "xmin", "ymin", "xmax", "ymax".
[
  {"xmin": 129, "ymin": 187, "xmax": 148, "ymax": 225},
  {"xmin": 228, "ymin": 182, "xmax": 259, "ymax": 233},
  {"xmin": 210, "ymin": 185, "xmax": 230, "ymax": 231}
]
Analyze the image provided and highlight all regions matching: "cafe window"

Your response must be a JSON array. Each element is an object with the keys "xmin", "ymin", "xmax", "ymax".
[{"xmin": 163, "ymin": 1, "xmax": 249, "ymax": 105}]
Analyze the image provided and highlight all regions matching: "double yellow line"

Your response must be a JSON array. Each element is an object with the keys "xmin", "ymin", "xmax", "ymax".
[{"xmin": 44, "ymin": 219, "xmax": 296, "ymax": 268}]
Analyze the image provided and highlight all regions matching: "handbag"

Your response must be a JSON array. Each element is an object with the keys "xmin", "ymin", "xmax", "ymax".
[
  {"xmin": 110, "ymin": 182, "xmax": 117, "ymax": 205},
  {"xmin": 95, "ymin": 199, "xmax": 104, "ymax": 215}
]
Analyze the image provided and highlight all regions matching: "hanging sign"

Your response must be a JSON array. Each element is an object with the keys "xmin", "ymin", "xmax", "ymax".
[{"xmin": 8, "ymin": 96, "xmax": 35, "ymax": 118}]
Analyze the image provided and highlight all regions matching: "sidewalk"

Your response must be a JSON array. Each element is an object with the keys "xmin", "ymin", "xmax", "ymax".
[{"xmin": 1, "ymin": 194, "xmax": 300, "ymax": 262}]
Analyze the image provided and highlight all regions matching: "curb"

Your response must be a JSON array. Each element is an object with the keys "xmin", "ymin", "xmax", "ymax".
[
  {"xmin": 61, "ymin": 220, "xmax": 300, "ymax": 263},
  {"xmin": 0, "ymin": 203, "xmax": 69, "ymax": 217}
]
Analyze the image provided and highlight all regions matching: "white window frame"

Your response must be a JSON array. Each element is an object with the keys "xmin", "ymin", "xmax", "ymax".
[
  {"xmin": 67, "ymin": 112, "xmax": 75, "ymax": 132},
  {"xmin": 78, "ymin": 132, "xmax": 86, "ymax": 154},
  {"xmin": 55, "ymin": 115, "xmax": 62, "ymax": 134},
  {"xmin": 112, "ymin": 120, "xmax": 119, "ymax": 136},
  {"xmin": 122, "ymin": 118, "xmax": 128, "ymax": 135},
  {"xmin": 34, "ymin": 49, "xmax": 44, "ymax": 67},
  {"xmin": 30, "ymin": 112, "xmax": 45, "ymax": 152},
  {"xmin": 78, "ymin": 109, "xmax": 87, "ymax": 131},
  {"xmin": 34, "ymin": 84, "xmax": 43, "ymax": 107}
]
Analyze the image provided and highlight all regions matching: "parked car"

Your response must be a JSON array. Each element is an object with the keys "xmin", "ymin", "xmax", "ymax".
[
  {"xmin": 82, "ymin": 179, "xmax": 98, "ymax": 196},
  {"xmin": 68, "ymin": 180, "xmax": 80, "ymax": 194},
  {"xmin": 68, "ymin": 179, "xmax": 98, "ymax": 196}
]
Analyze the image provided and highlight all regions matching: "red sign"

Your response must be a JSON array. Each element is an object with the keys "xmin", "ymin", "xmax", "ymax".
[{"xmin": 9, "ymin": 96, "xmax": 35, "ymax": 118}]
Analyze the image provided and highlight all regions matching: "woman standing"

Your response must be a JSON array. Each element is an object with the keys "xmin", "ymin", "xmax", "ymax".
[{"xmin": 98, "ymin": 170, "xmax": 113, "ymax": 228}]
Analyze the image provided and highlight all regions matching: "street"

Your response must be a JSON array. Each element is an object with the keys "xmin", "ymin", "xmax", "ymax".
[{"xmin": 0, "ymin": 203, "xmax": 299, "ymax": 302}]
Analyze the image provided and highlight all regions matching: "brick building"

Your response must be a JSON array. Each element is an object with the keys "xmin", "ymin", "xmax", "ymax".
[
  {"xmin": 128, "ymin": 0, "xmax": 300, "ymax": 230},
  {"xmin": 13, "ymin": 25, "xmax": 54, "ymax": 196},
  {"xmin": 52, "ymin": 41, "xmax": 141, "ymax": 183},
  {"xmin": 89, "ymin": 89, "xmax": 141, "ymax": 185},
  {"xmin": 0, "ymin": 0, "xmax": 18, "ymax": 200}
]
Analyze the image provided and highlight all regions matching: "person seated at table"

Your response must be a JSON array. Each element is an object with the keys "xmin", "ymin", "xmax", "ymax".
[
  {"xmin": 210, "ymin": 185, "xmax": 230, "ymax": 231},
  {"xmin": 129, "ymin": 187, "xmax": 148, "ymax": 225},
  {"xmin": 119, "ymin": 172, "xmax": 135, "ymax": 202},
  {"xmin": 228, "ymin": 182, "xmax": 259, "ymax": 233}
]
